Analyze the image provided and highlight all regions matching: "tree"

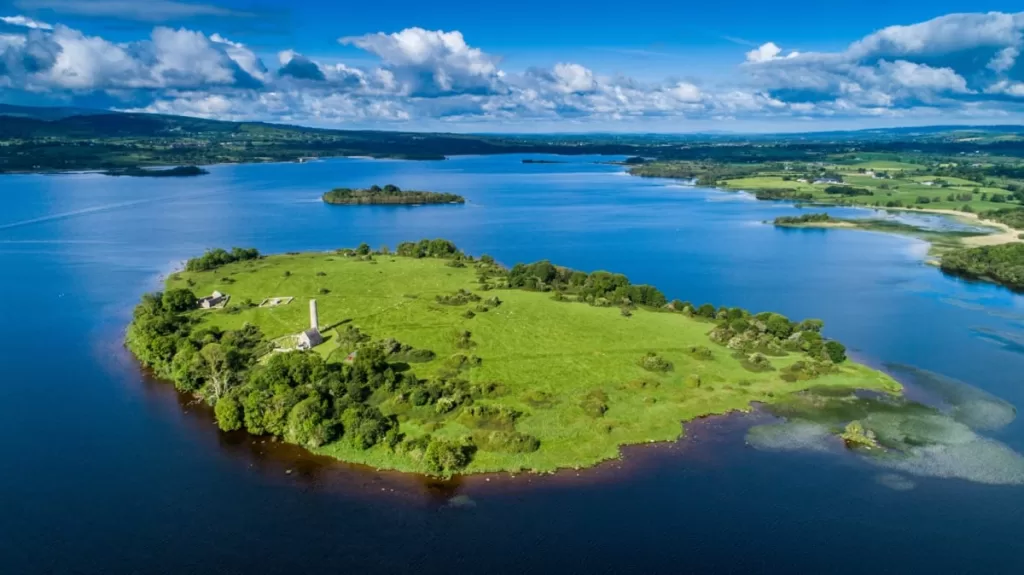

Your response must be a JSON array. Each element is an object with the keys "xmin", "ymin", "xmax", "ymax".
[
  {"xmin": 200, "ymin": 343, "xmax": 233, "ymax": 401},
  {"xmin": 764, "ymin": 314, "xmax": 793, "ymax": 338},
  {"xmin": 286, "ymin": 396, "xmax": 337, "ymax": 448},
  {"xmin": 162, "ymin": 288, "xmax": 197, "ymax": 313},
  {"xmin": 214, "ymin": 396, "xmax": 243, "ymax": 431},
  {"xmin": 824, "ymin": 341, "xmax": 847, "ymax": 363},
  {"xmin": 424, "ymin": 437, "xmax": 474, "ymax": 476},
  {"xmin": 356, "ymin": 243, "xmax": 371, "ymax": 256}
]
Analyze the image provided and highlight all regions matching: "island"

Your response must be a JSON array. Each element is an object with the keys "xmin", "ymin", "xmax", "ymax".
[
  {"xmin": 126, "ymin": 240, "xmax": 900, "ymax": 477},
  {"xmin": 101, "ymin": 165, "xmax": 208, "ymax": 178},
  {"xmin": 521, "ymin": 159, "xmax": 566, "ymax": 164},
  {"xmin": 322, "ymin": 185, "xmax": 465, "ymax": 206}
]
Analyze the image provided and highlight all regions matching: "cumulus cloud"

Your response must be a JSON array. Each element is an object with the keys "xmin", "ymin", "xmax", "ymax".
[
  {"xmin": 745, "ymin": 42, "xmax": 799, "ymax": 63},
  {"xmin": 744, "ymin": 11, "xmax": 1024, "ymax": 113},
  {"xmin": 277, "ymin": 50, "xmax": 325, "ymax": 82},
  {"xmin": 0, "ymin": 22, "xmax": 265, "ymax": 90},
  {"xmin": 1, "ymin": 11, "xmax": 1024, "ymax": 129},
  {"xmin": 339, "ymin": 28, "xmax": 504, "ymax": 97}
]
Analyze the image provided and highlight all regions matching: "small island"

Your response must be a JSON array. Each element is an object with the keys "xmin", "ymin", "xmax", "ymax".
[
  {"xmin": 101, "ymin": 165, "xmax": 208, "ymax": 178},
  {"xmin": 521, "ymin": 159, "xmax": 566, "ymax": 164},
  {"xmin": 773, "ymin": 213, "xmax": 851, "ymax": 228},
  {"xmin": 322, "ymin": 184, "xmax": 464, "ymax": 205},
  {"xmin": 126, "ymin": 240, "xmax": 900, "ymax": 477}
]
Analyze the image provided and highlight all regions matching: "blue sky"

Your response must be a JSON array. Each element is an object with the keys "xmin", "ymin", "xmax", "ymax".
[{"xmin": 1, "ymin": 0, "xmax": 1024, "ymax": 132}]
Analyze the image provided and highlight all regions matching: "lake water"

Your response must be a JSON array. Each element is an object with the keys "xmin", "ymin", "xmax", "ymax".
[{"xmin": 2, "ymin": 155, "xmax": 1023, "ymax": 573}]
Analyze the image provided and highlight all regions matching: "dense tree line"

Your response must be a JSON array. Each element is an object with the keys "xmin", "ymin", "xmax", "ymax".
[
  {"xmin": 940, "ymin": 243, "xmax": 1024, "ymax": 291},
  {"xmin": 396, "ymin": 238, "xmax": 462, "ymax": 259},
  {"xmin": 101, "ymin": 166, "xmax": 208, "ymax": 177},
  {"xmin": 982, "ymin": 208, "xmax": 1024, "ymax": 230},
  {"xmin": 323, "ymin": 185, "xmax": 465, "ymax": 205},
  {"xmin": 185, "ymin": 247, "xmax": 260, "ymax": 272},
  {"xmin": 505, "ymin": 260, "xmax": 667, "ymax": 307},
  {"xmin": 824, "ymin": 185, "xmax": 872, "ymax": 196}
]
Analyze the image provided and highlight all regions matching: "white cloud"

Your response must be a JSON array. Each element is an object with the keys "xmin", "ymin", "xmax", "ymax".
[
  {"xmin": 339, "ymin": 27, "xmax": 504, "ymax": 96},
  {"xmin": 668, "ymin": 82, "xmax": 702, "ymax": 103},
  {"xmin": 745, "ymin": 42, "xmax": 799, "ymax": 63},
  {"xmin": 847, "ymin": 12, "xmax": 1023, "ymax": 61},
  {"xmin": 2, "ymin": 13, "xmax": 1024, "ymax": 129},
  {"xmin": 550, "ymin": 63, "xmax": 597, "ymax": 94},
  {"xmin": 877, "ymin": 60, "xmax": 971, "ymax": 93},
  {"xmin": 986, "ymin": 80, "xmax": 1024, "ymax": 97},
  {"xmin": 1, "ymin": 15, "xmax": 53, "ymax": 30}
]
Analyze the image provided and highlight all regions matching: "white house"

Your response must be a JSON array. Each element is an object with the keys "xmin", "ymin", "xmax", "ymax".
[{"xmin": 199, "ymin": 290, "xmax": 227, "ymax": 309}]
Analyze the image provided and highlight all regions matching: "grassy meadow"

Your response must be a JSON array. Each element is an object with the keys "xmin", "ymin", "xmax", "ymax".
[{"xmin": 169, "ymin": 253, "xmax": 900, "ymax": 474}]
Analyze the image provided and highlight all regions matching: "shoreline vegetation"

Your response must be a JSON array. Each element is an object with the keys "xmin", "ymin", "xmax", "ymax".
[
  {"xmin": 771, "ymin": 212, "xmax": 1024, "ymax": 290},
  {"xmin": 629, "ymin": 159, "xmax": 1024, "ymax": 291},
  {"xmin": 322, "ymin": 185, "xmax": 465, "ymax": 206},
  {"xmin": 126, "ymin": 240, "xmax": 899, "ymax": 478},
  {"xmin": 101, "ymin": 165, "xmax": 208, "ymax": 178}
]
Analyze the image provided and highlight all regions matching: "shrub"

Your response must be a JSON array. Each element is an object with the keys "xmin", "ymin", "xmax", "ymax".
[
  {"xmin": 453, "ymin": 330, "xmax": 475, "ymax": 349},
  {"xmin": 687, "ymin": 345, "xmax": 714, "ymax": 360},
  {"xmin": 824, "ymin": 341, "xmax": 847, "ymax": 363},
  {"xmin": 580, "ymin": 389, "xmax": 609, "ymax": 418},
  {"xmin": 637, "ymin": 352, "xmax": 673, "ymax": 373},
  {"xmin": 424, "ymin": 438, "xmax": 475, "ymax": 477},
  {"xmin": 460, "ymin": 404, "xmax": 520, "ymax": 430},
  {"xmin": 472, "ymin": 430, "xmax": 541, "ymax": 453},
  {"xmin": 743, "ymin": 352, "xmax": 773, "ymax": 372}
]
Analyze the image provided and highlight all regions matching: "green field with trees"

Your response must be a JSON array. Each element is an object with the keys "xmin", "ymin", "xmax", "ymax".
[{"xmin": 126, "ymin": 241, "xmax": 899, "ymax": 477}]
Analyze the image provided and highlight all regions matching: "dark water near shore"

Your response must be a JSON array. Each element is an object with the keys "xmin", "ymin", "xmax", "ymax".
[{"xmin": 2, "ymin": 155, "xmax": 1023, "ymax": 573}]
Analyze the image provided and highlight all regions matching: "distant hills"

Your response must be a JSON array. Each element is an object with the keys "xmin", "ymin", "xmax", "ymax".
[
  {"xmin": 2, "ymin": 104, "xmax": 1022, "ymax": 141},
  {"xmin": 1, "ymin": 104, "xmax": 1023, "ymax": 173},
  {"xmin": 0, "ymin": 103, "xmax": 108, "ymax": 121}
]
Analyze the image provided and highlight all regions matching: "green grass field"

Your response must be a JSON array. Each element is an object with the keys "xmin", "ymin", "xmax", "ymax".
[
  {"xmin": 724, "ymin": 172, "xmax": 1016, "ymax": 212},
  {"xmin": 169, "ymin": 253, "xmax": 900, "ymax": 474}
]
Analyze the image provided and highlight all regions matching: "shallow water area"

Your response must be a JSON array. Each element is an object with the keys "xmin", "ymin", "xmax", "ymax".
[{"xmin": 2, "ymin": 155, "xmax": 1024, "ymax": 573}]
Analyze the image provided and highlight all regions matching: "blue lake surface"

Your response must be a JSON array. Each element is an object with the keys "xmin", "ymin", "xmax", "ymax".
[{"xmin": 2, "ymin": 155, "xmax": 1023, "ymax": 573}]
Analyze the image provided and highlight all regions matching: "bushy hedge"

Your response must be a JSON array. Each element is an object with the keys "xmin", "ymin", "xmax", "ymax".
[{"xmin": 185, "ymin": 247, "xmax": 260, "ymax": 272}]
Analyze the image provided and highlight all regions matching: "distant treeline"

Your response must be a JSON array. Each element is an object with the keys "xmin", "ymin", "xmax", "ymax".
[
  {"xmin": 101, "ymin": 165, "xmax": 208, "ymax": 177},
  {"xmin": 323, "ymin": 185, "xmax": 465, "ymax": 205},
  {"xmin": 506, "ymin": 260, "xmax": 669, "ymax": 307}
]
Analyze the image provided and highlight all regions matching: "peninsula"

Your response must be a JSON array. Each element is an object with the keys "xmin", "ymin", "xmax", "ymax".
[
  {"xmin": 772, "ymin": 212, "xmax": 1024, "ymax": 291},
  {"xmin": 322, "ymin": 185, "xmax": 465, "ymax": 205},
  {"xmin": 126, "ymin": 240, "xmax": 899, "ymax": 477}
]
